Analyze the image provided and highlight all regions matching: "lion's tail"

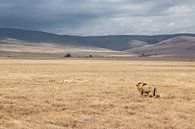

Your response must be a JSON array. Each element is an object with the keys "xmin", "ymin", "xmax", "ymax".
[{"xmin": 153, "ymin": 88, "xmax": 157, "ymax": 96}]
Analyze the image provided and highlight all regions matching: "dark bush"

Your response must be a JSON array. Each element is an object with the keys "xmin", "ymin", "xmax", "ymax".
[
  {"xmin": 89, "ymin": 54, "xmax": 93, "ymax": 58},
  {"xmin": 64, "ymin": 53, "xmax": 71, "ymax": 58}
]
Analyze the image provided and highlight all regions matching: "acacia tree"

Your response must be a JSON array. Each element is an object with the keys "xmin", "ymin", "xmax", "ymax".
[
  {"xmin": 64, "ymin": 53, "xmax": 71, "ymax": 58},
  {"xmin": 89, "ymin": 54, "xmax": 93, "ymax": 58}
]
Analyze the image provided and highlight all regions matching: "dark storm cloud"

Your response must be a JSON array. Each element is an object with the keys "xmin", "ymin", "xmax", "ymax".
[{"xmin": 0, "ymin": 0, "xmax": 195, "ymax": 35}]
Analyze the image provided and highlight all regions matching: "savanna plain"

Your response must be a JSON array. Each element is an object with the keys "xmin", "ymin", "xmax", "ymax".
[{"xmin": 0, "ymin": 59, "xmax": 195, "ymax": 129}]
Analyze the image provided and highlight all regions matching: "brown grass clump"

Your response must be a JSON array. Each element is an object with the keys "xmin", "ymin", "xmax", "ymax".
[{"xmin": 0, "ymin": 59, "xmax": 195, "ymax": 129}]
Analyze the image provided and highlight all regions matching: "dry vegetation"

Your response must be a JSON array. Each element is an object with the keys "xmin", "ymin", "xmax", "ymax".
[{"xmin": 0, "ymin": 59, "xmax": 195, "ymax": 129}]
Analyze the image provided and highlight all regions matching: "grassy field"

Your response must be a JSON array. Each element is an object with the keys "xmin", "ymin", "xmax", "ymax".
[{"xmin": 0, "ymin": 59, "xmax": 195, "ymax": 129}]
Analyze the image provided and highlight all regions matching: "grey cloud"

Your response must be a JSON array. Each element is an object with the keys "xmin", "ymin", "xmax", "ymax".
[{"xmin": 0, "ymin": 0, "xmax": 195, "ymax": 35}]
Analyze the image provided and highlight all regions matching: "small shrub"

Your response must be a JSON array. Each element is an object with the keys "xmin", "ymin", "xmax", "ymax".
[
  {"xmin": 89, "ymin": 55, "xmax": 93, "ymax": 58},
  {"xmin": 64, "ymin": 53, "xmax": 71, "ymax": 58}
]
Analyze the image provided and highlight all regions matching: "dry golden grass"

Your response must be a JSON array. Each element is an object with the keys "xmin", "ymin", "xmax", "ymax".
[{"xmin": 0, "ymin": 59, "xmax": 195, "ymax": 129}]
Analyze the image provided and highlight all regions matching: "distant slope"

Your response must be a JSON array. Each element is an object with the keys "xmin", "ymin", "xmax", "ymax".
[
  {"xmin": 1, "ymin": 28, "xmax": 195, "ymax": 51},
  {"xmin": 128, "ymin": 36, "xmax": 195, "ymax": 58},
  {"xmin": 0, "ymin": 38, "xmax": 134, "ymax": 58}
]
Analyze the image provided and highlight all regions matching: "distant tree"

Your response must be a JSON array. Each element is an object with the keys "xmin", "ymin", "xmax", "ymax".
[
  {"xmin": 89, "ymin": 54, "xmax": 93, "ymax": 58},
  {"xmin": 139, "ymin": 52, "xmax": 147, "ymax": 57},
  {"xmin": 139, "ymin": 52, "xmax": 154, "ymax": 57},
  {"xmin": 64, "ymin": 53, "xmax": 71, "ymax": 58},
  {"xmin": 141, "ymin": 53, "xmax": 146, "ymax": 57}
]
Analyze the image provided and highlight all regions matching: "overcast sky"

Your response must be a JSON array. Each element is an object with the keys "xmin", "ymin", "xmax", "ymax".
[{"xmin": 0, "ymin": 0, "xmax": 195, "ymax": 35}]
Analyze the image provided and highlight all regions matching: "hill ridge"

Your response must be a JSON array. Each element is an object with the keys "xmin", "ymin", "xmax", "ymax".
[{"xmin": 1, "ymin": 28, "xmax": 195, "ymax": 51}]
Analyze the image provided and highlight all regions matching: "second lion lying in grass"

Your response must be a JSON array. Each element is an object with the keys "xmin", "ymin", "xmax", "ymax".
[{"xmin": 136, "ymin": 82, "xmax": 160, "ymax": 98}]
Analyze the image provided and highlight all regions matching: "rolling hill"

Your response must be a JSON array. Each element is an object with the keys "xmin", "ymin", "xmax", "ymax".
[
  {"xmin": 0, "ymin": 38, "xmax": 133, "ymax": 58},
  {"xmin": 128, "ymin": 36, "xmax": 195, "ymax": 58},
  {"xmin": 1, "ymin": 28, "xmax": 195, "ymax": 59},
  {"xmin": 1, "ymin": 28, "xmax": 195, "ymax": 51}
]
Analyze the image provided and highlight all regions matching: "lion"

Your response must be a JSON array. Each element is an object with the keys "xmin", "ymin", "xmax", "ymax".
[{"xmin": 136, "ymin": 82, "xmax": 160, "ymax": 97}]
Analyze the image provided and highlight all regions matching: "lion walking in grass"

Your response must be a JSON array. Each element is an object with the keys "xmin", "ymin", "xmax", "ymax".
[{"xmin": 136, "ymin": 82, "xmax": 160, "ymax": 98}]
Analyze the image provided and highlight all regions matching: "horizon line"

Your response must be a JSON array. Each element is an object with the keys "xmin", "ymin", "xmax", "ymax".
[{"xmin": 0, "ymin": 27, "xmax": 195, "ymax": 37}]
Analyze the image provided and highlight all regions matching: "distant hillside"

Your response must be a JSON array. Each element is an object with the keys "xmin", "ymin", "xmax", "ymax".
[
  {"xmin": 1, "ymin": 28, "xmax": 195, "ymax": 51},
  {"xmin": 0, "ymin": 38, "xmax": 134, "ymax": 58},
  {"xmin": 128, "ymin": 36, "xmax": 195, "ymax": 58}
]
